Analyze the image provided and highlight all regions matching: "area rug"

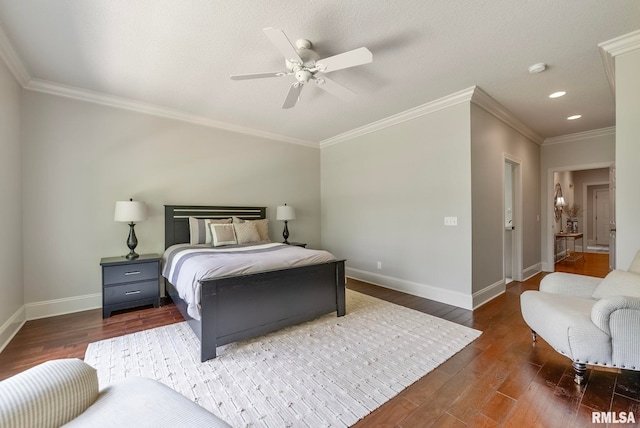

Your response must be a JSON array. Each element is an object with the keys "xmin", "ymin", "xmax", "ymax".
[{"xmin": 85, "ymin": 290, "xmax": 481, "ymax": 427}]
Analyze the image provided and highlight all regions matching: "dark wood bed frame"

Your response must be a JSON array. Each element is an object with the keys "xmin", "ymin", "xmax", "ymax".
[{"xmin": 163, "ymin": 205, "xmax": 346, "ymax": 362}]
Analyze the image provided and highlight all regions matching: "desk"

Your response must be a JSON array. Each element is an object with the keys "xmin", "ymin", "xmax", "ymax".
[{"xmin": 555, "ymin": 233, "xmax": 585, "ymax": 265}]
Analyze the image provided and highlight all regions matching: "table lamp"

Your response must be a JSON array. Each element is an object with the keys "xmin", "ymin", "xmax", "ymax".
[
  {"xmin": 114, "ymin": 198, "xmax": 147, "ymax": 259},
  {"xmin": 276, "ymin": 204, "xmax": 296, "ymax": 244}
]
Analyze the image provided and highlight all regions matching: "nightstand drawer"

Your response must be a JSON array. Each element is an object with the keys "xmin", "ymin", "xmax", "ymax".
[
  {"xmin": 103, "ymin": 262, "xmax": 158, "ymax": 285},
  {"xmin": 103, "ymin": 280, "xmax": 158, "ymax": 305}
]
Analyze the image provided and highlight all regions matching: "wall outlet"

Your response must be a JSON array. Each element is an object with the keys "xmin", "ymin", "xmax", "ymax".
[
  {"xmin": 444, "ymin": 216, "xmax": 458, "ymax": 226},
  {"xmin": 377, "ymin": 261, "xmax": 382, "ymax": 269}
]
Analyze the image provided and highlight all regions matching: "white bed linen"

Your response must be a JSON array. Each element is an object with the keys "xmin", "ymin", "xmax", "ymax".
[{"xmin": 162, "ymin": 243, "xmax": 337, "ymax": 320}]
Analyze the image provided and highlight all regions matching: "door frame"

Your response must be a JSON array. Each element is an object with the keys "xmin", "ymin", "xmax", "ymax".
[{"xmin": 504, "ymin": 154, "xmax": 523, "ymax": 281}]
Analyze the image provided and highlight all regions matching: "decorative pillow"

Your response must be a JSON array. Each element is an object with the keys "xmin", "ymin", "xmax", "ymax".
[
  {"xmin": 592, "ymin": 269, "xmax": 640, "ymax": 299},
  {"xmin": 208, "ymin": 223, "xmax": 237, "ymax": 247},
  {"xmin": 189, "ymin": 217, "xmax": 231, "ymax": 245},
  {"xmin": 232, "ymin": 217, "xmax": 269, "ymax": 241},
  {"xmin": 234, "ymin": 221, "xmax": 261, "ymax": 245}
]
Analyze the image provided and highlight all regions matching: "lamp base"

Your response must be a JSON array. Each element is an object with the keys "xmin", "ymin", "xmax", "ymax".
[
  {"xmin": 125, "ymin": 222, "xmax": 139, "ymax": 259},
  {"xmin": 282, "ymin": 220, "xmax": 290, "ymax": 245},
  {"xmin": 125, "ymin": 251, "xmax": 139, "ymax": 260}
]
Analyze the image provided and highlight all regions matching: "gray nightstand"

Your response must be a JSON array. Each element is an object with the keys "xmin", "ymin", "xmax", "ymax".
[{"xmin": 100, "ymin": 254, "xmax": 161, "ymax": 318}]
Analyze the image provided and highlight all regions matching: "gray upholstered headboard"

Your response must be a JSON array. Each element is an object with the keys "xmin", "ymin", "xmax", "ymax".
[{"xmin": 164, "ymin": 205, "xmax": 266, "ymax": 248}]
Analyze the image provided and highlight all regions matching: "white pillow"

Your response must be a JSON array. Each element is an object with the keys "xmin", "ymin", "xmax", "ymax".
[
  {"xmin": 189, "ymin": 217, "xmax": 231, "ymax": 244},
  {"xmin": 234, "ymin": 221, "xmax": 261, "ymax": 245},
  {"xmin": 592, "ymin": 270, "xmax": 640, "ymax": 299},
  {"xmin": 208, "ymin": 223, "xmax": 237, "ymax": 247}
]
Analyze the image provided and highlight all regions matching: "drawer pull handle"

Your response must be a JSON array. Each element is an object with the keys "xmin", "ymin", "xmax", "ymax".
[
  {"xmin": 124, "ymin": 271, "xmax": 141, "ymax": 276},
  {"xmin": 125, "ymin": 290, "xmax": 142, "ymax": 295}
]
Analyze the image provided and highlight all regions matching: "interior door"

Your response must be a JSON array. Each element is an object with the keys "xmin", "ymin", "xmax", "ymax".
[{"xmin": 595, "ymin": 189, "xmax": 610, "ymax": 246}]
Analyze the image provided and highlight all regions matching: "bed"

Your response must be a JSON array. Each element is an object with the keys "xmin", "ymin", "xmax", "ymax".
[{"xmin": 163, "ymin": 205, "xmax": 346, "ymax": 362}]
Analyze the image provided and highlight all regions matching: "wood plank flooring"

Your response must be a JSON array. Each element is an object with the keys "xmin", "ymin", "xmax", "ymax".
[{"xmin": 1, "ymin": 253, "xmax": 638, "ymax": 427}]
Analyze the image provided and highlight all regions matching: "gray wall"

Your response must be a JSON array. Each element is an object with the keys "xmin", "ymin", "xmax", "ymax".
[
  {"xmin": 321, "ymin": 102, "xmax": 473, "ymax": 308},
  {"xmin": 615, "ymin": 48, "xmax": 640, "ymax": 269},
  {"xmin": 21, "ymin": 91, "xmax": 320, "ymax": 315},
  {"xmin": 540, "ymin": 131, "xmax": 615, "ymax": 270},
  {"xmin": 0, "ymin": 57, "xmax": 23, "ymax": 345},
  {"xmin": 470, "ymin": 103, "xmax": 541, "ymax": 294}
]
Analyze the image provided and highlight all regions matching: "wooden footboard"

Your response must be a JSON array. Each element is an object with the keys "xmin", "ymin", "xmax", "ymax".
[{"xmin": 166, "ymin": 259, "xmax": 346, "ymax": 362}]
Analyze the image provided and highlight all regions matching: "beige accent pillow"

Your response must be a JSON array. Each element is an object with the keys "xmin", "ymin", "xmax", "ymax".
[
  {"xmin": 234, "ymin": 221, "xmax": 261, "ymax": 245},
  {"xmin": 592, "ymin": 269, "xmax": 640, "ymax": 299},
  {"xmin": 232, "ymin": 217, "xmax": 269, "ymax": 241},
  {"xmin": 189, "ymin": 217, "xmax": 231, "ymax": 245},
  {"xmin": 208, "ymin": 223, "xmax": 237, "ymax": 247}
]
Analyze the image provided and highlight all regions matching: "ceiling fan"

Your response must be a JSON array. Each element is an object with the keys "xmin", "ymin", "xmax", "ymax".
[{"xmin": 230, "ymin": 27, "xmax": 373, "ymax": 109}]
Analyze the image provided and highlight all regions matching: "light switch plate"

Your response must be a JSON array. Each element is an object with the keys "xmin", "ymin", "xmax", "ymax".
[{"xmin": 444, "ymin": 217, "xmax": 458, "ymax": 226}]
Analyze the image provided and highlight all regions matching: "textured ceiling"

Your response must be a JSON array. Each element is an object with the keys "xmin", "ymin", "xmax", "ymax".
[{"xmin": 0, "ymin": 0, "xmax": 638, "ymax": 146}]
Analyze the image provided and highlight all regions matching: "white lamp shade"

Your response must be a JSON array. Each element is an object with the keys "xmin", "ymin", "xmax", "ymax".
[
  {"xmin": 276, "ymin": 205, "xmax": 296, "ymax": 221},
  {"xmin": 114, "ymin": 200, "xmax": 147, "ymax": 222},
  {"xmin": 556, "ymin": 196, "xmax": 566, "ymax": 207}
]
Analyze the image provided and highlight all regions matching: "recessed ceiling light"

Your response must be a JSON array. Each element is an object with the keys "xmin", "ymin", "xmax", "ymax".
[
  {"xmin": 549, "ymin": 91, "xmax": 566, "ymax": 98},
  {"xmin": 528, "ymin": 63, "xmax": 547, "ymax": 74},
  {"xmin": 567, "ymin": 115, "xmax": 582, "ymax": 120}
]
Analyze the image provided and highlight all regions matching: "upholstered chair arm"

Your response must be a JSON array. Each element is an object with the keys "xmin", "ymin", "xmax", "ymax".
[
  {"xmin": 539, "ymin": 272, "xmax": 602, "ymax": 298},
  {"xmin": 0, "ymin": 359, "xmax": 99, "ymax": 428},
  {"xmin": 591, "ymin": 296, "xmax": 640, "ymax": 370}
]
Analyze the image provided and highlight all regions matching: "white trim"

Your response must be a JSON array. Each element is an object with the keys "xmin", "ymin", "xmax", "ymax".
[
  {"xmin": 24, "ymin": 293, "xmax": 102, "ymax": 321},
  {"xmin": 320, "ymin": 87, "xmax": 476, "ymax": 148},
  {"xmin": 0, "ymin": 24, "xmax": 30, "ymax": 86},
  {"xmin": 522, "ymin": 263, "xmax": 542, "ymax": 282},
  {"xmin": 470, "ymin": 87, "xmax": 544, "ymax": 145},
  {"xmin": 543, "ymin": 127, "xmax": 616, "ymax": 146},
  {"xmin": 0, "ymin": 306, "xmax": 26, "ymax": 353},
  {"xmin": 598, "ymin": 30, "xmax": 640, "ymax": 100},
  {"xmin": 25, "ymin": 79, "xmax": 318, "ymax": 149},
  {"xmin": 346, "ymin": 267, "xmax": 473, "ymax": 310},
  {"xmin": 472, "ymin": 279, "xmax": 505, "ymax": 310}
]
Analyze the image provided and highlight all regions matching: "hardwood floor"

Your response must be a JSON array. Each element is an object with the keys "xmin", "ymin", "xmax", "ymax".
[{"xmin": 2, "ymin": 253, "xmax": 638, "ymax": 427}]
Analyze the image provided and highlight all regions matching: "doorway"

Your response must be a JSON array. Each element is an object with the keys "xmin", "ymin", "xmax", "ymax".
[{"xmin": 504, "ymin": 156, "xmax": 522, "ymax": 282}]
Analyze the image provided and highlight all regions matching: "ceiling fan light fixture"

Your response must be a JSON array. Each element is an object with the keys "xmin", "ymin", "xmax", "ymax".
[
  {"xmin": 528, "ymin": 63, "xmax": 547, "ymax": 74},
  {"xmin": 549, "ymin": 91, "xmax": 566, "ymax": 98}
]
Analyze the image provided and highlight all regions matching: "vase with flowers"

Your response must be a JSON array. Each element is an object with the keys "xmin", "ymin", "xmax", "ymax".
[{"xmin": 563, "ymin": 203, "xmax": 582, "ymax": 233}]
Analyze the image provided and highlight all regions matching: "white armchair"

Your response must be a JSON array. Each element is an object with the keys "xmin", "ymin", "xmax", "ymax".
[{"xmin": 520, "ymin": 251, "xmax": 640, "ymax": 384}]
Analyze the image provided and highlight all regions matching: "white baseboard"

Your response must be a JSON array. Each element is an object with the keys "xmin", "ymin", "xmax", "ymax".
[
  {"xmin": 522, "ymin": 263, "xmax": 543, "ymax": 281},
  {"xmin": 0, "ymin": 306, "xmax": 26, "ymax": 353},
  {"xmin": 25, "ymin": 293, "xmax": 102, "ymax": 321},
  {"xmin": 346, "ymin": 267, "xmax": 473, "ymax": 310},
  {"xmin": 472, "ymin": 280, "xmax": 505, "ymax": 309}
]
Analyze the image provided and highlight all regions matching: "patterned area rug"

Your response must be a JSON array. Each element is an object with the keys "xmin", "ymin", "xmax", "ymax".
[{"xmin": 85, "ymin": 290, "xmax": 481, "ymax": 427}]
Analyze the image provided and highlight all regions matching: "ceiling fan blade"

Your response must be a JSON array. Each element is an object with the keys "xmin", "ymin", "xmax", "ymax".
[
  {"xmin": 282, "ymin": 82, "xmax": 304, "ymax": 109},
  {"xmin": 315, "ymin": 47, "xmax": 373, "ymax": 73},
  {"xmin": 313, "ymin": 77, "xmax": 357, "ymax": 101},
  {"xmin": 263, "ymin": 27, "xmax": 303, "ymax": 64},
  {"xmin": 230, "ymin": 71, "xmax": 286, "ymax": 80}
]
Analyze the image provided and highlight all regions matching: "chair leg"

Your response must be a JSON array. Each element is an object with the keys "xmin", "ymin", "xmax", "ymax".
[
  {"xmin": 531, "ymin": 330, "xmax": 537, "ymax": 343},
  {"xmin": 572, "ymin": 361, "xmax": 587, "ymax": 385}
]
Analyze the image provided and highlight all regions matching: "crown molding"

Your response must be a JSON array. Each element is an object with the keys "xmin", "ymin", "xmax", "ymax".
[
  {"xmin": 25, "ymin": 78, "xmax": 318, "ymax": 148},
  {"xmin": 598, "ymin": 30, "xmax": 640, "ymax": 99},
  {"xmin": 0, "ymin": 23, "xmax": 30, "ymax": 86},
  {"xmin": 319, "ymin": 87, "xmax": 476, "ymax": 148},
  {"xmin": 470, "ymin": 86, "xmax": 544, "ymax": 145},
  {"xmin": 542, "ymin": 126, "xmax": 615, "ymax": 146}
]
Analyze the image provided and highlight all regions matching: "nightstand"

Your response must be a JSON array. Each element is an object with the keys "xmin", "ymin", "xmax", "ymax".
[
  {"xmin": 286, "ymin": 242, "xmax": 307, "ymax": 248},
  {"xmin": 100, "ymin": 254, "xmax": 161, "ymax": 318}
]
